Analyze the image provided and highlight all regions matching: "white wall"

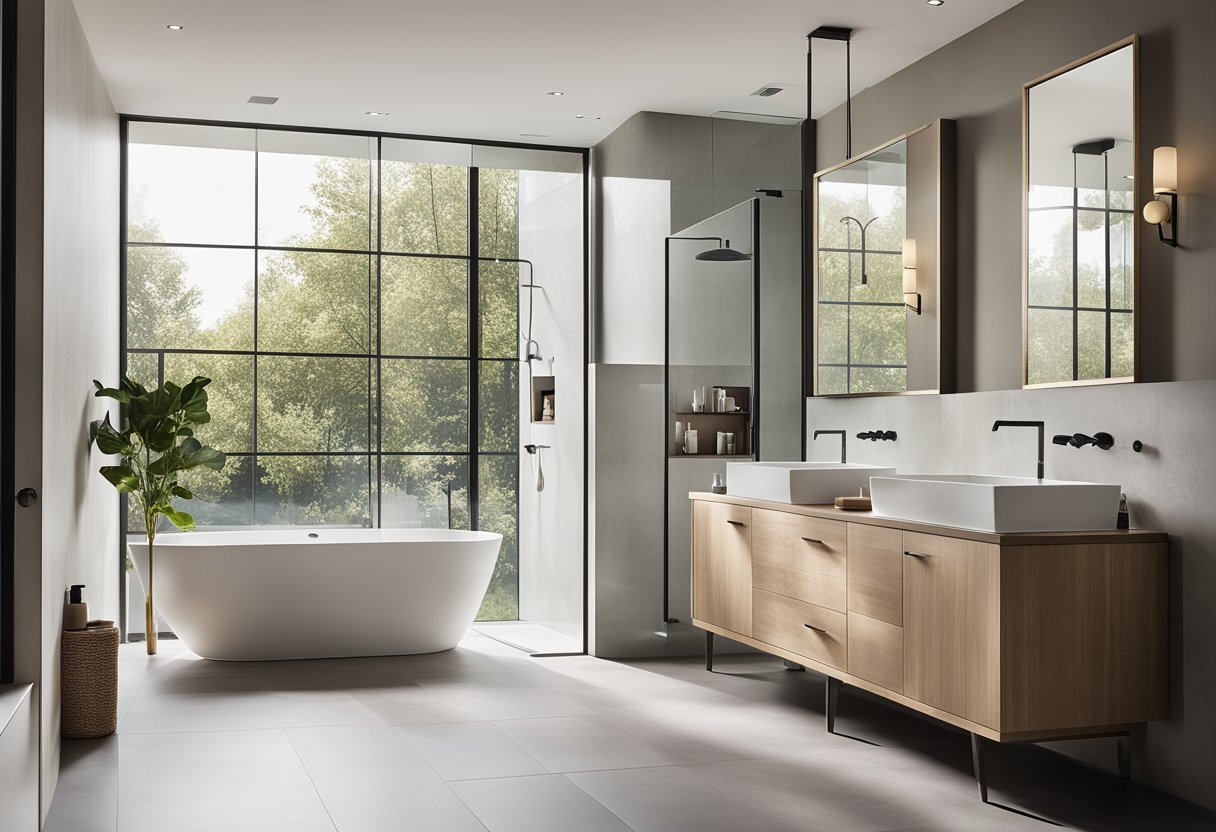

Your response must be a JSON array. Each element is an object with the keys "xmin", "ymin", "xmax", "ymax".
[
  {"xmin": 11, "ymin": 0, "xmax": 119, "ymax": 821},
  {"xmin": 597, "ymin": 177, "xmax": 669, "ymax": 365},
  {"xmin": 516, "ymin": 170, "xmax": 584, "ymax": 641},
  {"xmin": 0, "ymin": 687, "xmax": 38, "ymax": 830},
  {"xmin": 806, "ymin": 379, "xmax": 1216, "ymax": 810}
]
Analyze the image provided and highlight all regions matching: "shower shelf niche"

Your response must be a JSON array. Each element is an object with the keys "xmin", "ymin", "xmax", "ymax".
[
  {"xmin": 672, "ymin": 385, "xmax": 751, "ymax": 457},
  {"xmin": 530, "ymin": 375, "xmax": 556, "ymax": 424}
]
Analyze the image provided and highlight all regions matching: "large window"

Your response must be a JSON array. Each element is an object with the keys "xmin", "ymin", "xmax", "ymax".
[{"xmin": 123, "ymin": 121, "xmax": 584, "ymax": 621}]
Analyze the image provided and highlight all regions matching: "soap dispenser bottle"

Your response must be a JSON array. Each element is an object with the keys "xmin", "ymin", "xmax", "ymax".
[{"xmin": 63, "ymin": 584, "xmax": 88, "ymax": 631}]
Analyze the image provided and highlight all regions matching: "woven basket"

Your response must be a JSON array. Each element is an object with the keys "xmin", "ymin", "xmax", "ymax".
[{"xmin": 61, "ymin": 626, "xmax": 119, "ymax": 739}]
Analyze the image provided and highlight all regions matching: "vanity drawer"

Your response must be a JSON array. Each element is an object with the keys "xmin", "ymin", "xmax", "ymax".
[
  {"xmin": 752, "ymin": 587, "xmax": 847, "ymax": 670},
  {"xmin": 847, "ymin": 612, "xmax": 903, "ymax": 694},
  {"xmin": 847, "ymin": 524, "xmax": 904, "ymax": 625},
  {"xmin": 752, "ymin": 509, "xmax": 846, "ymax": 612}
]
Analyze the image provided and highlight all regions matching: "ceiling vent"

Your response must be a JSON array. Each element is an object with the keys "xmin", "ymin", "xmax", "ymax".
[
  {"xmin": 750, "ymin": 85, "xmax": 785, "ymax": 98},
  {"xmin": 247, "ymin": 95, "xmax": 279, "ymax": 105}
]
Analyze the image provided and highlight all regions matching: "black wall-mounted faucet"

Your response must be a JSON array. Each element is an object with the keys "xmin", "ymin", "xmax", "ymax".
[
  {"xmin": 813, "ymin": 429, "xmax": 847, "ymax": 463},
  {"xmin": 992, "ymin": 420, "xmax": 1045, "ymax": 479},
  {"xmin": 1052, "ymin": 432, "xmax": 1115, "ymax": 450},
  {"xmin": 856, "ymin": 430, "xmax": 897, "ymax": 442}
]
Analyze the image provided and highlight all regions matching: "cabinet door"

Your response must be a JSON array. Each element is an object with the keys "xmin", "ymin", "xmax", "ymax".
[
  {"xmin": 847, "ymin": 524, "xmax": 903, "ymax": 625},
  {"xmin": 691, "ymin": 501, "xmax": 752, "ymax": 636},
  {"xmin": 903, "ymin": 531, "xmax": 999, "ymax": 727}
]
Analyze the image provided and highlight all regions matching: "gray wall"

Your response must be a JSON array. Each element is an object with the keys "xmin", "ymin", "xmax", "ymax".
[
  {"xmin": 12, "ymin": 0, "xmax": 120, "ymax": 821},
  {"xmin": 808, "ymin": 0, "xmax": 1216, "ymax": 811},
  {"xmin": 815, "ymin": 0, "xmax": 1216, "ymax": 391}
]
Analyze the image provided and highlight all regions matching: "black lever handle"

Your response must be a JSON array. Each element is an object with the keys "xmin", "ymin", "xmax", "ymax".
[{"xmin": 1052, "ymin": 434, "xmax": 1071, "ymax": 446}]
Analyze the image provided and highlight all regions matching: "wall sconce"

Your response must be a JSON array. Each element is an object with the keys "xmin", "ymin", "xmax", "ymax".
[
  {"xmin": 1143, "ymin": 146, "xmax": 1177, "ymax": 247},
  {"xmin": 902, "ymin": 238, "xmax": 921, "ymax": 315}
]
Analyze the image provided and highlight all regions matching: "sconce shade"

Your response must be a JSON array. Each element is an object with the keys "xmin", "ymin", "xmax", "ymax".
[
  {"xmin": 902, "ymin": 239, "xmax": 917, "ymax": 295},
  {"xmin": 1153, "ymin": 146, "xmax": 1177, "ymax": 194}
]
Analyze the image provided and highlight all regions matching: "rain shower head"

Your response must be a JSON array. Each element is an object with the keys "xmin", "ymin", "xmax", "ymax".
[{"xmin": 694, "ymin": 239, "xmax": 752, "ymax": 262}]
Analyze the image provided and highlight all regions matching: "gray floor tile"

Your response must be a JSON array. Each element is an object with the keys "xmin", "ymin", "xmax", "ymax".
[
  {"xmin": 568, "ymin": 766, "xmax": 776, "ymax": 832},
  {"xmin": 119, "ymin": 689, "xmax": 382, "ymax": 733},
  {"xmin": 399, "ymin": 722, "xmax": 547, "ymax": 781},
  {"xmin": 450, "ymin": 774, "xmax": 631, "ymax": 832},
  {"xmin": 287, "ymin": 724, "xmax": 485, "ymax": 831},
  {"xmin": 495, "ymin": 715, "xmax": 671, "ymax": 773}
]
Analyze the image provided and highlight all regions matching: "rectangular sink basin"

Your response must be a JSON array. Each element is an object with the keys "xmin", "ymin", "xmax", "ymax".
[
  {"xmin": 727, "ymin": 461, "xmax": 897, "ymax": 505},
  {"xmin": 869, "ymin": 475, "xmax": 1121, "ymax": 533}
]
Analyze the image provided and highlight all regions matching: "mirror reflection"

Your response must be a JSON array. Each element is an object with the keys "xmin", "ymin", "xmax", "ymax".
[
  {"xmin": 815, "ymin": 140, "xmax": 908, "ymax": 395},
  {"xmin": 1025, "ymin": 42, "xmax": 1136, "ymax": 386}
]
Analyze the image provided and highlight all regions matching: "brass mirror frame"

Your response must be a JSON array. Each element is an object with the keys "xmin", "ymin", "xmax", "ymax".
[
  {"xmin": 811, "ymin": 119, "xmax": 956, "ymax": 398},
  {"xmin": 1021, "ymin": 35, "xmax": 1140, "ymax": 389}
]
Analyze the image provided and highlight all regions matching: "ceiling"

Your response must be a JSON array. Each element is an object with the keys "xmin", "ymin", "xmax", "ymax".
[{"xmin": 73, "ymin": 0, "xmax": 1024, "ymax": 148}]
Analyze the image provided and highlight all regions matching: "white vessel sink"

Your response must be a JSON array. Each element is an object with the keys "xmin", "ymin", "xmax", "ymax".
[
  {"xmin": 727, "ymin": 461, "xmax": 896, "ymax": 505},
  {"xmin": 869, "ymin": 475, "xmax": 1121, "ymax": 533}
]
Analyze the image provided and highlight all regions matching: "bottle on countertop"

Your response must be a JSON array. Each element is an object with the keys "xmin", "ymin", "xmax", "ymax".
[{"xmin": 1117, "ymin": 493, "xmax": 1130, "ymax": 530}]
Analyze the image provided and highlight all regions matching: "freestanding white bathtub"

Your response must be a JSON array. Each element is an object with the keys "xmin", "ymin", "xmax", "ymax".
[{"xmin": 127, "ymin": 528, "xmax": 502, "ymax": 661}]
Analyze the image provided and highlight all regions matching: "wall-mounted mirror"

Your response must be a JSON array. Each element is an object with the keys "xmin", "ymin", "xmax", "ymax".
[
  {"xmin": 1024, "ymin": 37, "xmax": 1138, "ymax": 387},
  {"xmin": 812, "ymin": 120, "xmax": 955, "ymax": 397}
]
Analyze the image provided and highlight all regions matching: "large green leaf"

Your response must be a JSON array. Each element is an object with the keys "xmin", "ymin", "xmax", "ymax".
[
  {"xmin": 170, "ymin": 484, "xmax": 194, "ymax": 500},
  {"xmin": 92, "ymin": 379, "xmax": 130, "ymax": 404},
  {"xmin": 99, "ymin": 465, "xmax": 138, "ymax": 492},
  {"xmin": 91, "ymin": 413, "xmax": 132, "ymax": 456},
  {"xmin": 160, "ymin": 506, "xmax": 196, "ymax": 531}
]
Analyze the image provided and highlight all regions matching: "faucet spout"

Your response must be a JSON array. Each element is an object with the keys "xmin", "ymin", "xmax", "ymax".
[
  {"xmin": 992, "ymin": 420, "xmax": 1045, "ymax": 480},
  {"xmin": 813, "ymin": 429, "xmax": 847, "ymax": 464}
]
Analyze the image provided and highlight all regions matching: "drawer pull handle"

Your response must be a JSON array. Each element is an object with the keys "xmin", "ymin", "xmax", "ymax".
[
  {"xmin": 903, "ymin": 550, "xmax": 931, "ymax": 559},
  {"xmin": 726, "ymin": 519, "xmax": 745, "ymax": 526},
  {"xmin": 803, "ymin": 623, "xmax": 827, "ymax": 634},
  {"xmin": 801, "ymin": 536, "xmax": 825, "ymax": 545}
]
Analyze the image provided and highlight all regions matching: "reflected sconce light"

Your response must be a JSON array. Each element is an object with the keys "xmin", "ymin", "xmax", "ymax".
[
  {"xmin": 902, "ymin": 239, "xmax": 921, "ymax": 315},
  {"xmin": 1143, "ymin": 146, "xmax": 1178, "ymax": 247}
]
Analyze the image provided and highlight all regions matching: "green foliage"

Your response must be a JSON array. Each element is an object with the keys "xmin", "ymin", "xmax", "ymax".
[{"xmin": 91, "ymin": 375, "xmax": 227, "ymax": 539}]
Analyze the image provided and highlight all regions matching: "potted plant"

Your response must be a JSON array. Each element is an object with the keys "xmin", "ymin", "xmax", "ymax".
[{"xmin": 90, "ymin": 376, "xmax": 226, "ymax": 655}]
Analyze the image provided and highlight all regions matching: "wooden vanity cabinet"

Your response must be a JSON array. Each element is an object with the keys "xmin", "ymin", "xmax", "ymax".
[{"xmin": 690, "ymin": 493, "xmax": 1168, "ymax": 743}]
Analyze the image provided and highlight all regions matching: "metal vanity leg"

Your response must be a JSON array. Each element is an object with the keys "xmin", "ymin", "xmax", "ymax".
[
  {"xmin": 970, "ymin": 733, "xmax": 989, "ymax": 803},
  {"xmin": 705, "ymin": 631, "xmax": 714, "ymax": 672},
  {"xmin": 825, "ymin": 676, "xmax": 840, "ymax": 733},
  {"xmin": 1117, "ymin": 734, "xmax": 1131, "ymax": 780},
  {"xmin": 783, "ymin": 659, "xmax": 805, "ymax": 671}
]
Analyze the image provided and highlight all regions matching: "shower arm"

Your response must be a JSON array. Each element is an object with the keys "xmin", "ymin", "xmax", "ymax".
[{"xmin": 479, "ymin": 255, "xmax": 542, "ymax": 363}]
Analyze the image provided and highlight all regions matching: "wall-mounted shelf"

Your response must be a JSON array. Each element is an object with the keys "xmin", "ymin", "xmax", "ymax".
[
  {"xmin": 673, "ymin": 386, "xmax": 751, "ymax": 456},
  {"xmin": 669, "ymin": 454, "xmax": 754, "ymax": 460},
  {"xmin": 530, "ymin": 376, "xmax": 556, "ymax": 424},
  {"xmin": 674, "ymin": 411, "xmax": 749, "ymax": 417}
]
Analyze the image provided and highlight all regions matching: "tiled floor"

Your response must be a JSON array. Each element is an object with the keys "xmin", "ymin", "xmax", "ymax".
[{"xmin": 45, "ymin": 634, "xmax": 1215, "ymax": 832}]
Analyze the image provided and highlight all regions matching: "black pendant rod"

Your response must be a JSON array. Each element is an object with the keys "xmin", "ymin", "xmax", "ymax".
[{"xmin": 808, "ymin": 26, "xmax": 854, "ymax": 160}]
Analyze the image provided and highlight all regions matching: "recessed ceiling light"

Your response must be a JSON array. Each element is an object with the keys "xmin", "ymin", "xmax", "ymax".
[
  {"xmin": 247, "ymin": 95, "xmax": 278, "ymax": 105},
  {"xmin": 520, "ymin": 133, "xmax": 550, "ymax": 138},
  {"xmin": 166, "ymin": 24, "xmax": 183, "ymax": 30},
  {"xmin": 575, "ymin": 114, "xmax": 602, "ymax": 120},
  {"xmin": 547, "ymin": 91, "xmax": 565, "ymax": 97},
  {"xmin": 751, "ymin": 85, "xmax": 785, "ymax": 98},
  {"xmin": 926, "ymin": 0, "xmax": 945, "ymax": 6},
  {"xmin": 365, "ymin": 111, "xmax": 390, "ymax": 116}
]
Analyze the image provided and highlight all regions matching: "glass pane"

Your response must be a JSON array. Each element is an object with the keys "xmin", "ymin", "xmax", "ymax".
[
  {"xmin": 1109, "ymin": 212, "xmax": 1134, "ymax": 310},
  {"xmin": 381, "ymin": 142, "xmax": 468, "ymax": 255},
  {"xmin": 816, "ymin": 365, "xmax": 847, "ymax": 396},
  {"xmin": 125, "ymin": 352, "xmax": 159, "ymax": 389},
  {"xmin": 851, "ymin": 366, "xmax": 907, "ymax": 394},
  {"xmin": 850, "ymin": 305, "xmax": 907, "ymax": 369},
  {"xmin": 856, "ymin": 252, "xmax": 902, "ymax": 305},
  {"xmin": 1077, "ymin": 310, "xmax": 1107, "ymax": 381},
  {"xmin": 1111, "ymin": 312, "xmax": 1134, "ymax": 378},
  {"xmin": 479, "ymin": 361, "xmax": 519, "ymax": 452},
  {"xmin": 1028, "ymin": 209, "xmax": 1073, "ymax": 308},
  {"xmin": 479, "ymin": 260, "xmax": 519, "ymax": 359},
  {"xmin": 1077, "ymin": 212, "xmax": 1107, "ymax": 309},
  {"xmin": 257, "ymin": 131, "xmax": 374, "ymax": 250},
  {"xmin": 379, "ymin": 454, "xmax": 469, "ymax": 530},
  {"xmin": 817, "ymin": 250, "xmax": 849, "ymax": 303},
  {"xmin": 1027, "ymin": 308, "xmax": 1073, "ymax": 385},
  {"xmin": 254, "ymin": 455, "xmax": 371, "ymax": 526},
  {"xmin": 1028, "ymin": 184, "xmax": 1073, "ymax": 210},
  {"xmin": 478, "ymin": 169, "xmax": 519, "ymax": 259},
  {"xmin": 817, "ymin": 303, "xmax": 848, "ymax": 365},
  {"xmin": 163, "ymin": 352, "xmax": 254, "ymax": 453},
  {"xmin": 126, "ymin": 246, "xmax": 254, "ymax": 351},
  {"xmin": 127, "ymin": 123, "xmax": 254, "ymax": 246},
  {"xmin": 177, "ymin": 456, "xmax": 255, "ymax": 529},
  {"xmin": 258, "ymin": 251, "xmax": 372, "ymax": 354},
  {"xmin": 381, "ymin": 256, "xmax": 467, "ymax": 357},
  {"xmin": 478, "ymin": 454, "xmax": 518, "ymax": 621},
  {"xmin": 381, "ymin": 359, "xmax": 469, "ymax": 452},
  {"xmin": 256, "ymin": 356, "xmax": 371, "ymax": 453}
]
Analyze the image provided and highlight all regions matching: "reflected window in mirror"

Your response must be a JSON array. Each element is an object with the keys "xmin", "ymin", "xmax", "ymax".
[{"xmin": 1025, "ymin": 39, "xmax": 1137, "ymax": 387}]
